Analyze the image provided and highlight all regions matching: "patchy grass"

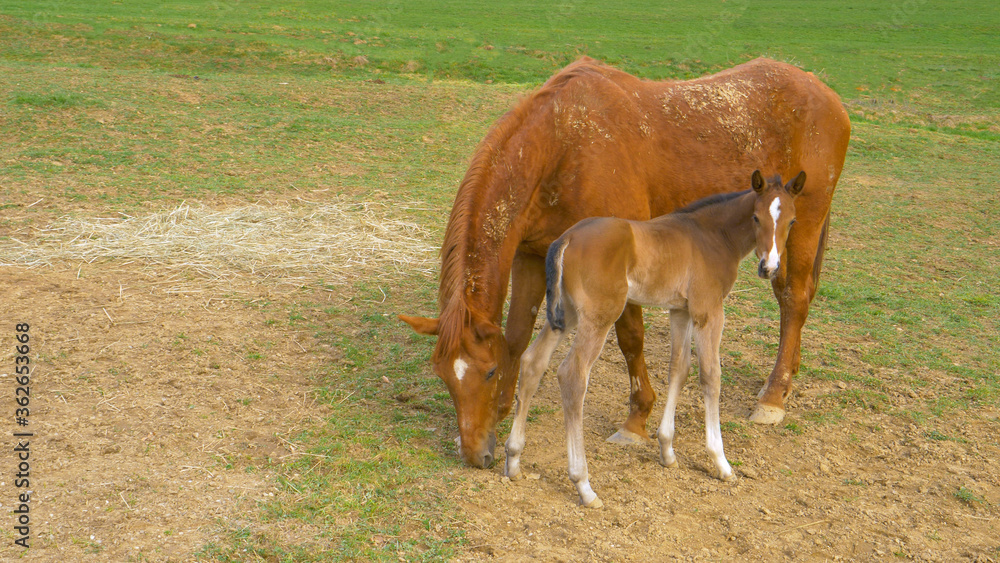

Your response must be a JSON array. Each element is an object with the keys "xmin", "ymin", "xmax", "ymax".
[
  {"xmin": 0, "ymin": 64, "xmax": 522, "ymax": 217},
  {"xmin": 187, "ymin": 280, "xmax": 469, "ymax": 561},
  {"xmin": 0, "ymin": 0, "xmax": 997, "ymax": 560},
  {"xmin": 954, "ymin": 486, "xmax": 986, "ymax": 506}
]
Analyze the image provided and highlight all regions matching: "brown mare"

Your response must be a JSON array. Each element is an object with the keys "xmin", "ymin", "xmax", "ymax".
[
  {"xmin": 504, "ymin": 171, "xmax": 804, "ymax": 507},
  {"xmin": 400, "ymin": 56, "xmax": 850, "ymax": 468}
]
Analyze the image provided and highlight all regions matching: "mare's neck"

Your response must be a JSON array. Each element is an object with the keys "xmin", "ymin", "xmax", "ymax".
[
  {"xmin": 439, "ymin": 153, "xmax": 537, "ymax": 323},
  {"xmin": 437, "ymin": 87, "xmax": 561, "ymax": 325}
]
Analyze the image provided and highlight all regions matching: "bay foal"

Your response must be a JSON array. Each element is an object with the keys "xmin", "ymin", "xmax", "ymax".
[{"xmin": 504, "ymin": 171, "xmax": 805, "ymax": 507}]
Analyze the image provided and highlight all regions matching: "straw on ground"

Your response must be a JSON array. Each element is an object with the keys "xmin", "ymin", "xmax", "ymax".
[{"xmin": 0, "ymin": 200, "xmax": 437, "ymax": 287}]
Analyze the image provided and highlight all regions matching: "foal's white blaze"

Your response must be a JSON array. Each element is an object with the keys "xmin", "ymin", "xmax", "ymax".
[
  {"xmin": 764, "ymin": 197, "xmax": 782, "ymax": 272},
  {"xmin": 453, "ymin": 357, "xmax": 468, "ymax": 382}
]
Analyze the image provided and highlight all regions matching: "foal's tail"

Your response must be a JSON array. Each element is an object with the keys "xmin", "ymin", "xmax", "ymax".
[{"xmin": 545, "ymin": 236, "xmax": 569, "ymax": 331}]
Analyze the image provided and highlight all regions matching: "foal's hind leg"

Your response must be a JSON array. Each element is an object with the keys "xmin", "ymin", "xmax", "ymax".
[
  {"xmin": 607, "ymin": 304, "xmax": 657, "ymax": 445},
  {"xmin": 657, "ymin": 309, "xmax": 692, "ymax": 468},
  {"xmin": 505, "ymin": 321, "xmax": 566, "ymax": 480},
  {"xmin": 559, "ymin": 322, "xmax": 612, "ymax": 508}
]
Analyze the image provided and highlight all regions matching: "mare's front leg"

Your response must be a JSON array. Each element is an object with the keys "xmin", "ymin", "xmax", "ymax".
[
  {"xmin": 693, "ymin": 310, "xmax": 733, "ymax": 481},
  {"xmin": 505, "ymin": 322, "xmax": 566, "ymax": 480},
  {"xmin": 751, "ymin": 214, "xmax": 828, "ymax": 425},
  {"xmin": 606, "ymin": 303, "xmax": 657, "ymax": 445},
  {"xmin": 657, "ymin": 309, "xmax": 692, "ymax": 468},
  {"xmin": 559, "ymin": 322, "xmax": 611, "ymax": 508},
  {"xmin": 500, "ymin": 251, "xmax": 548, "ymax": 421}
]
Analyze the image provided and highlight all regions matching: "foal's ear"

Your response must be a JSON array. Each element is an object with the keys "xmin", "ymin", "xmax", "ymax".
[
  {"xmin": 786, "ymin": 171, "xmax": 806, "ymax": 196},
  {"xmin": 751, "ymin": 170, "xmax": 765, "ymax": 194},
  {"xmin": 399, "ymin": 314, "xmax": 441, "ymax": 336}
]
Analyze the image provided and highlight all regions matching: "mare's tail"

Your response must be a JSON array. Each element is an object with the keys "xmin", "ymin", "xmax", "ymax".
[{"xmin": 545, "ymin": 236, "xmax": 569, "ymax": 331}]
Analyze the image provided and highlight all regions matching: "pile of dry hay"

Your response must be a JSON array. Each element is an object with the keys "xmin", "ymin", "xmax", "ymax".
[{"xmin": 1, "ymin": 200, "xmax": 438, "ymax": 288}]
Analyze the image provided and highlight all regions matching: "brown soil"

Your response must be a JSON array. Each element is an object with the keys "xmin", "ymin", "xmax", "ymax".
[
  {"xmin": 0, "ymin": 264, "xmax": 328, "ymax": 561},
  {"xmin": 1, "ymin": 215, "xmax": 997, "ymax": 562},
  {"xmin": 448, "ymin": 314, "xmax": 1000, "ymax": 562}
]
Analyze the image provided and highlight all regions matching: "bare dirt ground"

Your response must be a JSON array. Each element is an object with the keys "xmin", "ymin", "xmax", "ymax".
[
  {"xmin": 1, "ymin": 205, "xmax": 998, "ymax": 562},
  {"xmin": 0, "ymin": 261, "xmax": 337, "ymax": 561},
  {"xmin": 450, "ymin": 314, "xmax": 1000, "ymax": 562}
]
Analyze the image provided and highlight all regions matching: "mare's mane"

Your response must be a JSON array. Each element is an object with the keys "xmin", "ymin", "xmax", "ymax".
[{"xmin": 433, "ymin": 59, "xmax": 605, "ymax": 361}]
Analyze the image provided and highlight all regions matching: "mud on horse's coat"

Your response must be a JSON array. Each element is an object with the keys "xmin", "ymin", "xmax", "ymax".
[{"xmin": 400, "ymin": 56, "xmax": 850, "ymax": 467}]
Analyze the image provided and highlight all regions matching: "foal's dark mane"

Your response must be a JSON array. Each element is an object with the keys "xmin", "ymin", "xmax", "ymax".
[{"xmin": 674, "ymin": 189, "xmax": 751, "ymax": 214}]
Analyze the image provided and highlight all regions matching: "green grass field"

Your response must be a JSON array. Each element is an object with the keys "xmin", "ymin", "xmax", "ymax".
[{"xmin": 2, "ymin": 1, "xmax": 998, "ymax": 560}]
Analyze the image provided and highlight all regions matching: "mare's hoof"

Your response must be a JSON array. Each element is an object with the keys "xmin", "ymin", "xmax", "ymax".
[
  {"xmin": 581, "ymin": 496, "xmax": 604, "ymax": 509},
  {"xmin": 749, "ymin": 404, "xmax": 785, "ymax": 425},
  {"xmin": 606, "ymin": 428, "xmax": 651, "ymax": 445}
]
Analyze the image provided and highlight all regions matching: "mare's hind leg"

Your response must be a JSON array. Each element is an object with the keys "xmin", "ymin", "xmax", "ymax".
[
  {"xmin": 693, "ymin": 311, "xmax": 733, "ymax": 481},
  {"xmin": 657, "ymin": 309, "xmax": 692, "ymax": 468},
  {"xmin": 606, "ymin": 303, "xmax": 657, "ymax": 445},
  {"xmin": 505, "ymin": 321, "xmax": 567, "ymax": 480},
  {"xmin": 501, "ymin": 251, "xmax": 548, "ymax": 420},
  {"xmin": 559, "ymin": 322, "xmax": 612, "ymax": 508}
]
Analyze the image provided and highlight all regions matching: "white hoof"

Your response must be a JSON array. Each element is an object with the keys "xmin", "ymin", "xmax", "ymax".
[
  {"xmin": 576, "ymin": 480, "xmax": 602, "ymax": 508},
  {"xmin": 749, "ymin": 404, "xmax": 785, "ymax": 425},
  {"xmin": 504, "ymin": 460, "xmax": 523, "ymax": 481},
  {"xmin": 717, "ymin": 464, "xmax": 735, "ymax": 482},
  {"xmin": 659, "ymin": 453, "xmax": 679, "ymax": 468},
  {"xmin": 606, "ymin": 428, "xmax": 651, "ymax": 445}
]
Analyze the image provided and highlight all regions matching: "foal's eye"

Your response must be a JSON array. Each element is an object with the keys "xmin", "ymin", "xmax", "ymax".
[
  {"xmin": 486, "ymin": 367, "xmax": 497, "ymax": 381},
  {"xmin": 753, "ymin": 215, "xmax": 760, "ymax": 224}
]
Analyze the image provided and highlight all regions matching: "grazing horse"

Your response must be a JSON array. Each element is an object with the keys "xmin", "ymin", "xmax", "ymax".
[
  {"xmin": 505, "ymin": 171, "xmax": 804, "ymax": 507},
  {"xmin": 400, "ymin": 56, "xmax": 849, "ymax": 468}
]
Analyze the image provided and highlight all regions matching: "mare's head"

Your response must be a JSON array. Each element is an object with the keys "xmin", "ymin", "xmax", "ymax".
[
  {"xmin": 751, "ymin": 170, "xmax": 806, "ymax": 280},
  {"xmin": 399, "ymin": 310, "xmax": 508, "ymax": 468}
]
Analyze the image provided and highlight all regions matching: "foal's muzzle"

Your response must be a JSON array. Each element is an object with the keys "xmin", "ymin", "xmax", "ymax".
[{"xmin": 758, "ymin": 258, "xmax": 778, "ymax": 280}]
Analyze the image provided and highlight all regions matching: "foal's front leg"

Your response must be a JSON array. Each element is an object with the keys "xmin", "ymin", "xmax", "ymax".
[
  {"xmin": 658, "ymin": 309, "xmax": 692, "ymax": 468},
  {"xmin": 693, "ymin": 311, "xmax": 734, "ymax": 481},
  {"xmin": 559, "ymin": 323, "xmax": 611, "ymax": 508},
  {"xmin": 505, "ymin": 322, "xmax": 565, "ymax": 480}
]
